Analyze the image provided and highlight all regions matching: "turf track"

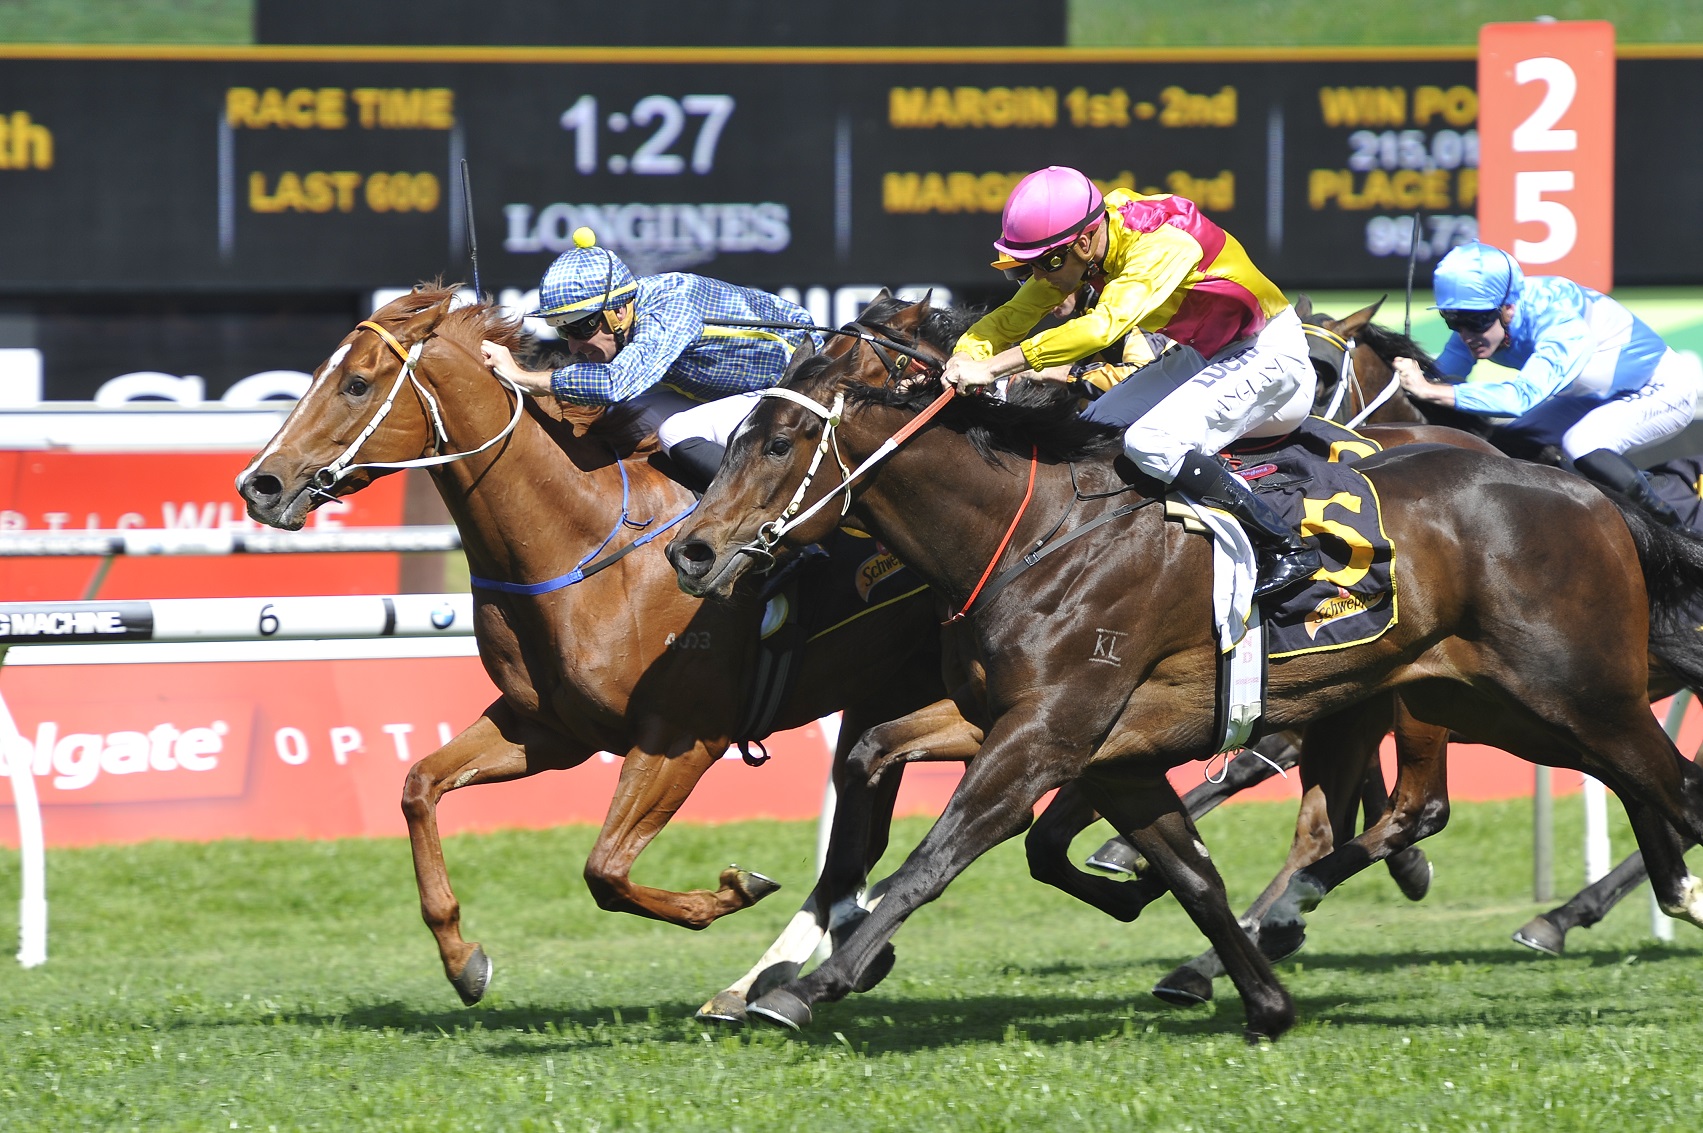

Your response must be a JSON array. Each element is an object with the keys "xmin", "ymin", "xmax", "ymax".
[{"xmin": 1, "ymin": 796, "xmax": 1699, "ymax": 1130}]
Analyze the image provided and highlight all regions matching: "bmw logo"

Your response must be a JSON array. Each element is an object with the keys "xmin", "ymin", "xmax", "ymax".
[{"xmin": 430, "ymin": 604, "xmax": 457, "ymax": 630}]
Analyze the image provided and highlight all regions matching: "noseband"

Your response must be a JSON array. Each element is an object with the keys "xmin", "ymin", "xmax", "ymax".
[{"xmin": 309, "ymin": 317, "xmax": 526, "ymax": 501}]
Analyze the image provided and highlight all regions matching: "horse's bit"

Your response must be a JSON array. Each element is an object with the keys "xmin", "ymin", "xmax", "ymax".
[{"xmin": 309, "ymin": 318, "xmax": 526, "ymax": 501}]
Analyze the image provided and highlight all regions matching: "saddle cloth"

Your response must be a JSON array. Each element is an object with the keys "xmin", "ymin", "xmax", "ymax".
[{"xmin": 1227, "ymin": 416, "xmax": 1398, "ymax": 658}]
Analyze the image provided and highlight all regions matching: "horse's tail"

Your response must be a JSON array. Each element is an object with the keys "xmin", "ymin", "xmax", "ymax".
[{"xmin": 1613, "ymin": 496, "xmax": 1703, "ymax": 687}]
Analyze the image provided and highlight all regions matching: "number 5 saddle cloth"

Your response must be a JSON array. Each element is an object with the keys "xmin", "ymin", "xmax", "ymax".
[{"xmin": 1225, "ymin": 416, "xmax": 1397, "ymax": 658}]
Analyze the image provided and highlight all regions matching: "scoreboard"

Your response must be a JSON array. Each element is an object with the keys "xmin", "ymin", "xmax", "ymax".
[{"xmin": 0, "ymin": 46, "xmax": 1700, "ymax": 294}]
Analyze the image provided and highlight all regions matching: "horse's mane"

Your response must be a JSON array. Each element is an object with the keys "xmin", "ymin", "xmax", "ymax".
[
  {"xmin": 1354, "ymin": 321, "xmax": 1443, "ymax": 382},
  {"xmin": 387, "ymin": 280, "xmax": 613, "ymax": 438},
  {"xmin": 792, "ymin": 297, "xmax": 1123, "ymax": 467},
  {"xmin": 382, "ymin": 280, "xmax": 528, "ymax": 352}
]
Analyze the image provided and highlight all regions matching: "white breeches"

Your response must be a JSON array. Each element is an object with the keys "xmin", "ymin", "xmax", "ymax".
[
  {"xmin": 1083, "ymin": 306, "xmax": 1317, "ymax": 483},
  {"xmin": 656, "ymin": 390, "xmax": 765, "ymax": 453}
]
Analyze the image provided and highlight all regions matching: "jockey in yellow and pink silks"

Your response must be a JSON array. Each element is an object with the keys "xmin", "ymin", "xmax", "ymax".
[{"xmin": 944, "ymin": 165, "xmax": 1321, "ymax": 597}]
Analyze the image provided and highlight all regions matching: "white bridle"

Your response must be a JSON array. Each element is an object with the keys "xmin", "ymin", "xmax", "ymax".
[
  {"xmin": 738, "ymin": 383, "xmax": 958, "ymax": 564},
  {"xmin": 312, "ymin": 318, "xmax": 526, "ymax": 493},
  {"xmin": 745, "ymin": 387, "xmax": 852, "ymax": 555}
]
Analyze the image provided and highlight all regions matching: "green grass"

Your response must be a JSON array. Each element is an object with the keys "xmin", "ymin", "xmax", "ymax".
[
  {"xmin": 1, "ymin": 796, "xmax": 1699, "ymax": 1130},
  {"xmin": 1069, "ymin": 0, "xmax": 1703, "ymax": 47},
  {"xmin": 0, "ymin": 0, "xmax": 250, "ymax": 44},
  {"xmin": 4, "ymin": 2, "xmax": 1701, "ymax": 50}
]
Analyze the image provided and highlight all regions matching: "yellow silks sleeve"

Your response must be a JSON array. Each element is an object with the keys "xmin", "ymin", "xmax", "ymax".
[
  {"xmin": 1017, "ymin": 224, "xmax": 1202, "ymax": 372},
  {"xmin": 952, "ymin": 277, "xmax": 1069, "ymax": 361}
]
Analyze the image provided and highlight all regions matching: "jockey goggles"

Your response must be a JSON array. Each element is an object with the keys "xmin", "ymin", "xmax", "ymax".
[
  {"xmin": 995, "ymin": 243, "xmax": 1075, "ymax": 282},
  {"xmin": 1440, "ymin": 308, "xmax": 1502, "ymax": 334},
  {"xmin": 548, "ymin": 310, "xmax": 606, "ymax": 340}
]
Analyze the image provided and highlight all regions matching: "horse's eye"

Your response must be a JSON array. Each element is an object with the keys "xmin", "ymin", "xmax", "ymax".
[
  {"xmin": 346, "ymin": 377, "xmax": 370, "ymax": 397},
  {"xmin": 766, "ymin": 436, "xmax": 793, "ymax": 457}
]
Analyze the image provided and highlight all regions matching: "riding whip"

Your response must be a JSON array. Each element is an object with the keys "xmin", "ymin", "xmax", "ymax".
[
  {"xmin": 460, "ymin": 157, "xmax": 482, "ymax": 302},
  {"xmin": 1403, "ymin": 209, "xmax": 1421, "ymax": 340}
]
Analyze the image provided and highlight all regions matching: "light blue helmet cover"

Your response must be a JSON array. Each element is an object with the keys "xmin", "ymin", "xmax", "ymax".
[
  {"xmin": 528, "ymin": 228, "xmax": 638, "ymax": 318},
  {"xmin": 1432, "ymin": 242, "xmax": 1525, "ymax": 311}
]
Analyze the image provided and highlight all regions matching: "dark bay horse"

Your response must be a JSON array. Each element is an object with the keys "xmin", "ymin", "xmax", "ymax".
[
  {"xmin": 667, "ymin": 296, "xmax": 1703, "ymax": 1040},
  {"xmin": 1299, "ymin": 300, "xmax": 1703, "ymax": 957},
  {"xmin": 235, "ymin": 285, "xmax": 947, "ymax": 1006}
]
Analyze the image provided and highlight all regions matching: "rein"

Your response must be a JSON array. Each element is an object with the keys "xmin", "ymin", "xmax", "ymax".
[
  {"xmin": 310, "ymin": 318, "xmax": 527, "ymax": 497},
  {"xmin": 944, "ymin": 445, "xmax": 1038, "ymax": 624}
]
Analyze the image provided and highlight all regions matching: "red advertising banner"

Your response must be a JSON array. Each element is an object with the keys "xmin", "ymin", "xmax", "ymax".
[
  {"xmin": 1, "ymin": 652, "xmax": 1648, "ymax": 849},
  {"xmin": 1477, "ymin": 20, "xmax": 1615, "ymax": 290},
  {"xmin": 0, "ymin": 451, "xmax": 407, "ymax": 600}
]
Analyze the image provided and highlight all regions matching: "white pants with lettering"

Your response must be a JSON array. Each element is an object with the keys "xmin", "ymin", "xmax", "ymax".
[
  {"xmin": 1558, "ymin": 348, "xmax": 1703, "ymax": 459},
  {"xmin": 1082, "ymin": 306, "xmax": 1316, "ymax": 483},
  {"xmin": 656, "ymin": 390, "xmax": 765, "ymax": 453}
]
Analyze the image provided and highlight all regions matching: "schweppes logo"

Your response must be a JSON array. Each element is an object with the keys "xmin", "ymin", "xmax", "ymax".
[
  {"xmin": 1305, "ymin": 588, "xmax": 1382, "ymax": 640},
  {"xmin": 856, "ymin": 550, "xmax": 905, "ymax": 602}
]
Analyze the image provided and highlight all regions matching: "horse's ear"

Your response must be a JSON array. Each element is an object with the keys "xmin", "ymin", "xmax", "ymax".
[
  {"xmin": 913, "ymin": 288, "xmax": 934, "ymax": 316},
  {"xmin": 1294, "ymin": 293, "xmax": 1313, "ymax": 320},
  {"xmin": 782, "ymin": 336, "xmax": 818, "ymax": 381},
  {"xmin": 395, "ymin": 293, "xmax": 456, "ymax": 342},
  {"xmin": 1332, "ymin": 295, "xmax": 1388, "ymax": 338}
]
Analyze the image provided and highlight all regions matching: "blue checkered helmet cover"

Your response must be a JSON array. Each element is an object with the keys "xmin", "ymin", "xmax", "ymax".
[
  {"xmin": 528, "ymin": 231, "xmax": 638, "ymax": 318},
  {"xmin": 1432, "ymin": 242, "xmax": 1525, "ymax": 311}
]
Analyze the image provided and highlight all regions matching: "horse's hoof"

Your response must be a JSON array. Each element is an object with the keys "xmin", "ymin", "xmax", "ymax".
[
  {"xmin": 1084, "ymin": 837, "xmax": 1147, "ymax": 876},
  {"xmin": 747, "ymin": 987, "xmax": 813, "ymax": 1031},
  {"xmin": 723, "ymin": 865, "xmax": 782, "ymax": 905},
  {"xmin": 749, "ymin": 960, "xmax": 803, "ymax": 1001},
  {"xmin": 852, "ymin": 943, "xmax": 896, "ymax": 994},
  {"xmin": 1152, "ymin": 966, "xmax": 1214, "ymax": 1006},
  {"xmin": 695, "ymin": 992, "xmax": 748, "ymax": 1025},
  {"xmin": 1512, "ymin": 915, "xmax": 1566, "ymax": 956},
  {"xmin": 1258, "ymin": 921, "xmax": 1307, "ymax": 963},
  {"xmin": 451, "ymin": 946, "xmax": 493, "ymax": 1006},
  {"xmin": 1388, "ymin": 848, "xmax": 1433, "ymax": 902}
]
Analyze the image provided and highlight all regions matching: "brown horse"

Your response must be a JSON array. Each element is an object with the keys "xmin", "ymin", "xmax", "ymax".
[
  {"xmin": 235, "ymin": 285, "xmax": 947, "ymax": 1006},
  {"xmin": 668, "ymin": 295, "xmax": 1703, "ymax": 1040}
]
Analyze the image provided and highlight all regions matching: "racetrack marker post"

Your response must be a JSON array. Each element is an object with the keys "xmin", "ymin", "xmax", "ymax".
[{"xmin": 1, "ymin": 650, "xmax": 48, "ymax": 968}]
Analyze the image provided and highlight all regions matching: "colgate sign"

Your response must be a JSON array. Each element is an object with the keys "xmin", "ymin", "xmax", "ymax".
[{"xmin": 2, "ymin": 699, "xmax": 253, "ymax": 804}]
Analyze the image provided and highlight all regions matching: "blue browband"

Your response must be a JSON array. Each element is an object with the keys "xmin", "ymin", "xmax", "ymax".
[{"xmin": 469, "ymin": 456, "xmax": 698, "ymax": 596}]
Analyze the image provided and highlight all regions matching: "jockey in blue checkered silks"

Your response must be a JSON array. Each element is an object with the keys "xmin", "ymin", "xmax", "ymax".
[
  {"xmin": 481, "ymin": 226, "xmax": 821, "ymax": 490},
  {"xmin": 1394, "ymin": 241, "xmax": 1703, "ymax": 527}
]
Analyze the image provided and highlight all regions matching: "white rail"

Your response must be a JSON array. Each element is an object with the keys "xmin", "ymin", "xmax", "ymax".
[
  {"xmin": 0, "ymin": 593, "xmax": 474, "ymax": 645},
  {"xmin": 0, "ymin": 525, "xmax": 461, "ymax": 557}
]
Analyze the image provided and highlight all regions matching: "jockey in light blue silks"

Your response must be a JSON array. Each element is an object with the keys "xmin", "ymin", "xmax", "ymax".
[
  {"xmin": 481, "ymin": 227, "xmax": 820, "ymax": 490},
  {"xmin": 1394, "ymin": 241, "xmax": 1703, "ymax": 527}
]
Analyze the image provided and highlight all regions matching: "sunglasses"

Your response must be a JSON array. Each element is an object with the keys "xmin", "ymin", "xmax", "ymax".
[
  {"xmin": 1440, "ymin": 308, "xmax": 1501, "ymax": 334},
  {"xmin": 1001, "ymin": 242, "xmax": 1075, "ymax": 283},
  {"xmin": 548, "ymin": 311, "xmax": 605, "ymax": 340}
]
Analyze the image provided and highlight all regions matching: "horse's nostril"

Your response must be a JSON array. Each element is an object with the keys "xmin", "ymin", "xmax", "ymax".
[
  {"xmin": 669, "ymin": 538, "xmax": 717, "ymax": 580},
  {"xmin": 246, "ymin": 473, "xmax": 284, "ymax": 501}
]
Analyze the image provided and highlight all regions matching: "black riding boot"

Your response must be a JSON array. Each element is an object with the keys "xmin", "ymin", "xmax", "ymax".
[
  {"xmin": 668, "ymin": 437, "xmax": 726, "ymax": 494},
  {"xmin": 1175, "ymin": 450, "xmax": 1322, "ymax": 598},
  {"xmin": 1572, "ymin": 447, "xmax": 1684, "ymax": 530}
]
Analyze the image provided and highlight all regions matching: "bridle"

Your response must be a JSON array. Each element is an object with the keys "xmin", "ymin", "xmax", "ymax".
[
  {"xmin": 308, "ymin": 317, "xmax": 526, "ymax": 502},
  {"xmin": 1304, "ymin": 320, "xmax": 1401, "ymax": 429},
  {"xmin": 729, "ymin": 319, "xmax": 950, "ymax": 570}
]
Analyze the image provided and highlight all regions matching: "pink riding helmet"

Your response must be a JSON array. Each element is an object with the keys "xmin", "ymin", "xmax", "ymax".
[{"xmin": 991, "ymin": 166, "xmax": 1106, "ymax": 267}]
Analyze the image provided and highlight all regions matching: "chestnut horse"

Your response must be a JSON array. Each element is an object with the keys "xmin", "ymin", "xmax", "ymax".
[
  {"xmin": 235, "ymin": 286, "xmax": 946, "ymax": 1006},
  {"xmin": 668, "ymin": 296, "xmax": 1703, "ymax": 1040}
]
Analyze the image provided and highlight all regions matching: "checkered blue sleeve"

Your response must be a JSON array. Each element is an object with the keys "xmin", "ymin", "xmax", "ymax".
[{"xmin": 548, "ymin": 285, "xmax": 709, "ymax": 406}]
